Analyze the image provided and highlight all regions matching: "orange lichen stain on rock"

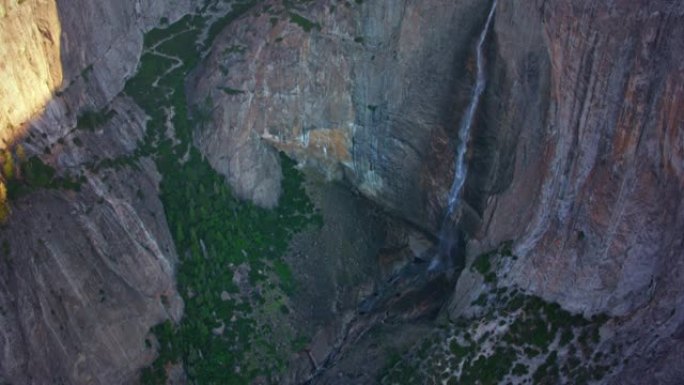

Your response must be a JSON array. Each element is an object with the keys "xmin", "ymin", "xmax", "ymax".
[
  {"xmin": 262, "ymin": 127, "xmax": 351, "ymax": 164},
  {"xmin": 585, "ymin": 167, "xmax": 614, "ymax": 230},
  {"xmin": 611, "ymin": 73, "xmax": 645, "ymax": 161},
  {"xmin": 307, "ymin": 129, "xmax": 351, "ymax": 162},
  {"xmin": 657, "ymin": 77, "xmax": 684, "ymax": 177},
  {"xmin": 0, "ymin": 0, "xmax": 62, "ymax": 148}
]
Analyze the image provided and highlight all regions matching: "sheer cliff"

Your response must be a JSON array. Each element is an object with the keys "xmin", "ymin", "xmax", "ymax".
[
  {"xmin": 190, "ymin": 0, "xmax": 684, "ymax": 383},
  {"xmin": 0, "ymin": 0, "xmax": 682, "ymax": 384},
  {"xmin": 0, "ymin": 0, "xmax": 191, "ymax": 384},
  {"xmin": 473, "ymin": 1, "xmax": 684, "ymax": 383},
  {"xmin": 189, "ymin": 0, "xmax": 491, "ymax": 221}
]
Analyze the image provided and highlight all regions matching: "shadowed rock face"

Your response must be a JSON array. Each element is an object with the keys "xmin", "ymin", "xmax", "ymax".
[
  {"xmin": 0, "ymin": 97, "xmax": 184, "ymax": 385},
  {"xmin": 0, "ymin": 0, "xmax": 683, "ymax": 384},
  {"xmin": 192, "ymin": 0, "xmax": 684, "ymax": 382},
  {"xmin": 188, "ymin": 0, "xmax": 491, "ymax": 222}
]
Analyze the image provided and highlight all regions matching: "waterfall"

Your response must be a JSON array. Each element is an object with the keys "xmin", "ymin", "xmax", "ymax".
[
  {"xmin": 446, "ymin": 0, "xmax": 497, "ymax": 217},
  {"xmin": 434, "ymin": 0, "xmax": 497, "ymax": 269}
]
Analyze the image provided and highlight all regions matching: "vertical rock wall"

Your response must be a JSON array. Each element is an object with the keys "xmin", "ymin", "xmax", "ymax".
[
  {"xmin": 1, "ymin": 0, "xmax": 682, "ymax": 383},
  {"xmin": 0, "ymin": 0, "xmax": 62, "ymax": 145},
  {"xmin": 192, "ymin": 0, "xmax": 684, "ymax": 382},
  {"xmin": 0, "ymin": 0, "xmax": 193, "ymax": 384},
  {"xmin": 466, "ymin": 1, "xmax": 684, "ymax": 382},
  {"xmin": 478, "ymin": 0, "xmax": 684, "ymax": 319},
  {"xmin": 189, "ymin": 0, "xmax": 489, "ymax": 225}
]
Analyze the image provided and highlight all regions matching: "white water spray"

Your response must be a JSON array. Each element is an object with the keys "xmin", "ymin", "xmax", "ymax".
[{"xmin": 433, "ymin": 0, "xmax": 497, "ymax": 269}]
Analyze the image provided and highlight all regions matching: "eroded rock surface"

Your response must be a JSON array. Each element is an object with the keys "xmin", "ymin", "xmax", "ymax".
[
  {"xmin": 0, "ymin": 0, "xmax": 191, "ymax": 383},
  {"xmin": 191, "ymin": 0, "xmax": 684, "ymax": 383},
  {"xmin": 189, "ymin": 0, "xmax": 490, "ymax": 224},
  {"xmin": 465, "ymin": 1, "xmax": 684, "ymax": 383},
  {"xmin": 0, "ymin": 0, "xmax": 682, "ymax": 384},
  {"xmin": 0, "ymin": 0, "xmax": 62, "ymax": 144},
  {"xmin": 0, "ymin": 97, "xmax": 182, "ymax": 385}
]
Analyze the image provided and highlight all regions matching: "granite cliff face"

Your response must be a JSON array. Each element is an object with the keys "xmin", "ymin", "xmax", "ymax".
[
  {"xmin": 0, "ymin": 104, "xmax": 183, "ymax": 384},
  {"xmin": 0, "ymin": 0, "xmax": 193, "ymax": 148},
  {"xmin": 191, "ymin": 0, "xmax": 684, "ymax": 382},
  {"xmin": 0, "ymin": 0, "xmax": 191, "ymax": 383},
  {"xmin": 477, "ymin": 0, "xmax": 684, "ymax": 317},
  {"xmin": 471, "ymin": 1, "xmax": 684, "ymax": 382},
  {"xmin": 0, "ymin": 0, "xmax": 62, "ymax": 145},
  {"xmin": 189, "ymin": 0, "xmax": 490, "ymax": 223},
  {"xmin": 0, "ymin": 0, "xmax": 682, "ymax": 384}
]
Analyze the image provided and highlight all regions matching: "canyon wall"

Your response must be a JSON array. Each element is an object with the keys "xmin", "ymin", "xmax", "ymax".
[
  {"xmin": 478, "ymin": 0, "xmax": 684, "ymax": 318},
  {"xmin": 0, "ymin": 0, "xmax": 192, "ymax": 149},
  {"xmin": 189, "ymin": 0, "xmax": 490, "ymax": 224},
  {"xmin": 193, "ymin": 0, "xmax": 684, "ymax": 383},
  {"xmin": 0, "ymin": 0, "xmax": 192, "ymax": 384},
  {"xmin": 0, "ymin": 0, "xmax": 682, "ymax": 383},
  {"xmin": 0, "ymin": 0, "xmax": 62, "ymax": 145},
  {"xmin": 465, "ymin": 1, "xmax": 684, "ymax": 383},
  {"xmin": 0, "ymin": 100, "xmax": 183, "ymax": 384}
]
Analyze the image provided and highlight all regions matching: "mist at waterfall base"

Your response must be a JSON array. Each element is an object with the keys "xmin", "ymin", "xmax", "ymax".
[{"xmin": 431, "ymin": 0, "xmax": 498, "ymax": 272}]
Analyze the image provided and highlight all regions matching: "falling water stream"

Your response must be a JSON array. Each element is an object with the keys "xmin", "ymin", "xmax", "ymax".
[
  {"xmin": 343, "ymin": 3, "xmax": 500, "ymax": 374},
  {"xmin": 434, "ymin": 0, "xmax": 498, "ymax": 268}
]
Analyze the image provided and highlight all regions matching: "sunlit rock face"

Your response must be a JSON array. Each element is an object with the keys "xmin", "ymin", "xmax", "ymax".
[
  {"xmin": 0, "ymin": 0, "xmax": 62, "ymax": 146},
  {"xmin": 1, "ymin": 0, "xmax": 193, "ymax": 159}
]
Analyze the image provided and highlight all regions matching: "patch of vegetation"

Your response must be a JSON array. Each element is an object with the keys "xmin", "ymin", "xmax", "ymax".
[
  {"xmin": 460, "ymin": 346, "xmax": 517, "ymax": 385},
  {"xmin": 6, "ymin": 156, "xmax": 83, "ymax": 200},
  {"xmin": 80, "ymin": 64, "xmax": 94, "ymax": 80},
  {"xmin": 471, "ymin": 241, "xmax": 516, "ymax": 282},
  {"xmin": 533, "ymin": 351, "xmax": 560, "ymax": 384},
  {"xmin": 223, "ymin": 44, "xmax": 248, "ymax": 55},
  {"xmin": 288, "ymin": 12, "xmax": 320, "ymax": 32},
  {"xmin": 0, "ymin": 143, "xmax": 82, "ymax": 223},
  {"xmin": 381, "ymin": 242, "xmax": 616, "ymax": 385},
  {"xmin": 512, "ymin": 362, "xmax": 529, "ymax": 376},
  {"xmin": 472, "ymin": 251, "xmax": 492, "ymax": 275},
  {"xmin": 559, "ymin": 327, "xmax": 575, "ymax": 346},
  {"xmin": 76, "ymin": 109, "xmax": 116, "ymax": 131},
  {"xmin": 219, "ymin": 86, "xmax": 245, "ymax": 95},
  {"xmin": 142, "ymin": 149, "xmax": 316, "ymax": 384},
  {"xmin": 448, "ymin": 339, "xmax": 471, "ymax": 359},
  {"xmin": 290, "ymin": 334, "xmax": 310, "ymax": 352},
  {"xmin": 143, "ymin": 13, "xmax": 203, "ymax": 49},
  {"xmin": 112, "ymin": 6, "xmax": 323, "ymax": 385},
  {"xmin": 205, "ymin": 1, "xmax": 259, "ymax": 49}
]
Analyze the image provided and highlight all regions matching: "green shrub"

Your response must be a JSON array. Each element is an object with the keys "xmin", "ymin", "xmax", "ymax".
[{"xmin": 288, "ymin": 12, "xmax": 320, "ymax": 32}]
